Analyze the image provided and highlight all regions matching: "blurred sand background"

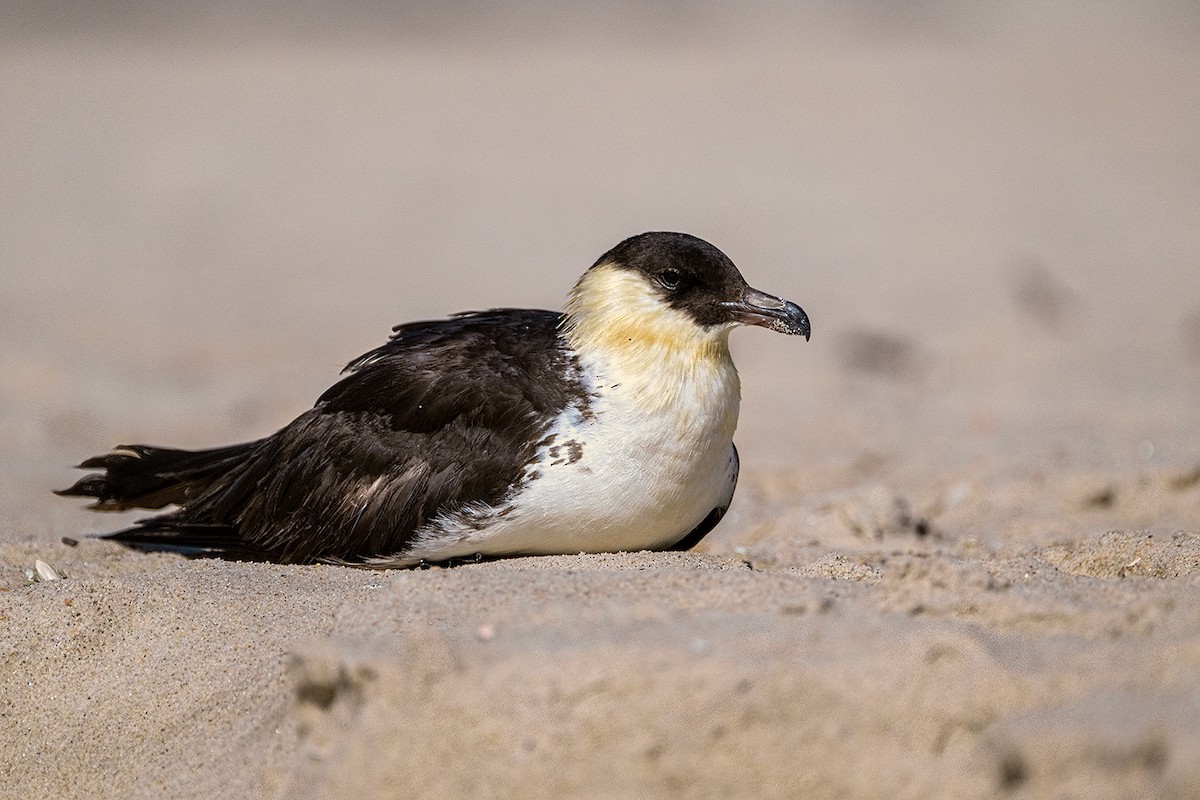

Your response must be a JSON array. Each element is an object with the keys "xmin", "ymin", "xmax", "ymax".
[{"xmin": 2, "ymin": 2, "xmax": 1199, "ymax": 798}]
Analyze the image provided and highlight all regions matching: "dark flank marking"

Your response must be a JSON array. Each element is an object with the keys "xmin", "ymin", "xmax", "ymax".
[
  {"xmin": 547, "ymin": 440, "xmax": 584, "ymax": 466},
  {"xmin": 59, "ymin": 310, "xmax": 588, "ymax": 564},
  {"xmin": 668, "ymin": 507, "xmax": 726, "ymax": 552},
  {"xmin": 418, "ymin": 552, "xmax": 490, "ymax": 570},
  {"xmin": 668, "ymin": 443, "xmax": 739, "ymax": 552}
]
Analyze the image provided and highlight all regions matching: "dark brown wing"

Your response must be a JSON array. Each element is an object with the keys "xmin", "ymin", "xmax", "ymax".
[{"xmin": 103, "ymin": 309, "xmax": 585, "ymax": 563}]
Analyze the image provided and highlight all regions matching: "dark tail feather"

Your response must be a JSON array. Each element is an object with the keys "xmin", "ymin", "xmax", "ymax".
[
  {"xmin": 55, "ymin": 441, "xmax": 261, "ymax": 511},
  {"xmin": 101, "ymin": 518, "xmax": 277, "ymax": 562}
]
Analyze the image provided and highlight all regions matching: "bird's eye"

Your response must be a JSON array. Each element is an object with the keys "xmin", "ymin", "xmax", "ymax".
[{"xmin": 659, "ymin": 269, "xmax": 682, "ymax": 290}]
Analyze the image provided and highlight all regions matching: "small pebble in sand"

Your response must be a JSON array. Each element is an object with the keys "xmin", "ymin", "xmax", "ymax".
[
  {"xmin": 26, "ymin": 560, "xmax": 64, "ymax": 582},
  {"xmin": 476, "ymin": 624, "xmax": 498, "ymax": 641}
]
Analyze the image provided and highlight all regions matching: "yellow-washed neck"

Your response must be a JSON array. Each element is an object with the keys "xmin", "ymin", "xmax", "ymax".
[{"xmin": 561, "ymin": 264, "xmax": 741, "ymax": 423}]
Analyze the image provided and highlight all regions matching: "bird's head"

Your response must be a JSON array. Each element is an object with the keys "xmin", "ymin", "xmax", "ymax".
[{"xmin": 563, "ymin": 232, "xmax": 810, "ymax": 363}]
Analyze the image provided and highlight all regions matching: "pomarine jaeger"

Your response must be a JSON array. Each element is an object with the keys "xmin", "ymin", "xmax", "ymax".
[{"xmin": 57, "ymin": 232, "xmax": 810, "ymax": 567}]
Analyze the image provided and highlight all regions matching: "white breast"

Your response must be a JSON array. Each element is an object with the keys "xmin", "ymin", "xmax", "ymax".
[{"xmin": 393, "ymin": 353, "xmax": 739, "ymax": 565}]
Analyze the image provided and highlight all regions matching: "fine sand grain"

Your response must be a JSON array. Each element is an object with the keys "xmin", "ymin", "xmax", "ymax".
[{"xmin": 2, "ymin": 5, "xmax": 1199, "ymax": 798}]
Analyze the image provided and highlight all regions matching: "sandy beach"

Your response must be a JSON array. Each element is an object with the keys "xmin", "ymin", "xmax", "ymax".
[{"xmin": 2, "ymin": 3, "xmax": 1199, "ymax": 798}]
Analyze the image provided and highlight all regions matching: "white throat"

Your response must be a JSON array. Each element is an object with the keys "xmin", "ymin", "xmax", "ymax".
[{"xmin": 562, "ymin": 263, "xmax": 742, "ymax": 430}]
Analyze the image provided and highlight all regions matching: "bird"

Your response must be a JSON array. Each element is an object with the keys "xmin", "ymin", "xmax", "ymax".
[{"xmin": 56, "ymin": 232, "xmax": 810, "ymax": 567}]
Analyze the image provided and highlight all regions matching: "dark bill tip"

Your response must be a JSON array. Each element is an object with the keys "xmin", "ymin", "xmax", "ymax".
[{"xmin": 722, "ymin": 287, "xmax": 811, "ymax": 340}]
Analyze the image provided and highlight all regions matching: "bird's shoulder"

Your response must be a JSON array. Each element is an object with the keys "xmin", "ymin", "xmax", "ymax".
[{"xmin": 316, "ymin": 308, "xmax": 579, "ymax": 431}]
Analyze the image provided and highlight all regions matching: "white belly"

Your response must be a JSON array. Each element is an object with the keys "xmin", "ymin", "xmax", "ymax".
[{"xmin": 396, "ymin": 349, "xmax": 741, "ymax": 566}]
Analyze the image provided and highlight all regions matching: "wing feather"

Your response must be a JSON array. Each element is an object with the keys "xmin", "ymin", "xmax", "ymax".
[{"xmin": 118, "ymin": 309, "xmax": 584, "ymax": 563}]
